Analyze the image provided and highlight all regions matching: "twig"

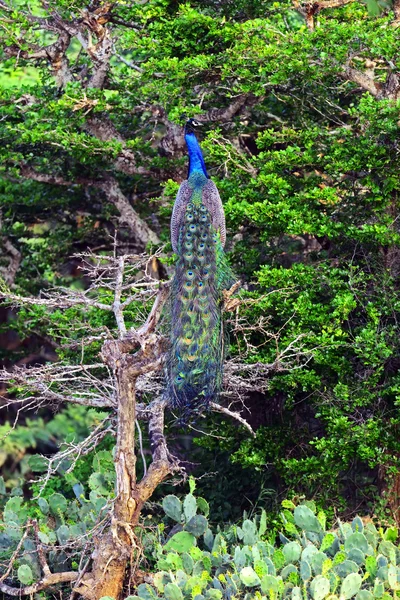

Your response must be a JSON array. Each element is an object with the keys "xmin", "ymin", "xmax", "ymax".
[
  {"xmin": 210, "ymin": 402, "xmax": 255, "ymax": 436},
  {"xmin": 0, "ymin": 524, "xmax": 30, "ymax": 584}
]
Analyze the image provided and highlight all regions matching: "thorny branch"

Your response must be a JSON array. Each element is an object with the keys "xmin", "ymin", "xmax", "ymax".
[{"xmin": 0, "ymin": 211, "xmax": 21, "ymax": 285}]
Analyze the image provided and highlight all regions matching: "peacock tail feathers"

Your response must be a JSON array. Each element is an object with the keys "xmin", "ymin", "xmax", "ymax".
[{"xmin": 167, "ymin": 122, "xmax": 236, "ymax": 424}]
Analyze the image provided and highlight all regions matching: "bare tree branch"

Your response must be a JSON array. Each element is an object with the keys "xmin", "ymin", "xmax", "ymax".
[
  {"xmin": 17, "ymin": 167, "xmax": 160, "ymax": 247},
  {"xmin": 293, "ymin": 0, "xmax": 356, "ymax": 30},
  {"xmin": 5, "ymin": 31, "xmax": 72, "ymax": 87},
  {"xmin": 157, "ymin": 95, "xmax": 252, "ymax": 157},
  {"xmin": 394, "ymin": 0, "xmax": 400, "ymax": 21},
  {"xmin": 210, "ymin": 401, "xmax": 255, "ymax": 436},
  {"xmin": 100, "ymin": 178, "xmax": 161, "ymax": 246},
  {"xmin": 0, "ymin": 238, "xmax": 21, "ymax": 286},
  {"xmin": 82, "ymin": 116, "xmax": 151, "ymax": 176},
  {"xmin": 0, "ymin": 571, "xmax": 79, "ymax": 596},
  {"xmin": 341, "ymin": 64, "xmax": 400, "ymax": 101},
  {"xmin": 342, "ymin": 65, "xmax": 381, "ymax": 96}
]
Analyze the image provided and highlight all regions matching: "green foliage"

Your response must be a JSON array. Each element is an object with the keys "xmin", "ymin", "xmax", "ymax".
[
  {"xmin": 130, "ymin": 491, "xmax": 400, "ymax": 599},
  {"xmin": 1, "ymin": 0, "xmax": 400, "ymax": 554}
]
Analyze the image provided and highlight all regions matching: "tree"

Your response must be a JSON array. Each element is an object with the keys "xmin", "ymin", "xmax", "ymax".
[{"xmin": 1, "ymin": 0, "xmax": 400, "ymax": 555}]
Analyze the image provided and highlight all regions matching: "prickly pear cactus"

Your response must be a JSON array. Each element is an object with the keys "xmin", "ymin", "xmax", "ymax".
[
  {"xmin": 0, "ymin": 450, "xmax": 115, "ymax": 584},
  {"xmin": 133, "ymin": 492, "xmax": 400, "ymax": 600}
]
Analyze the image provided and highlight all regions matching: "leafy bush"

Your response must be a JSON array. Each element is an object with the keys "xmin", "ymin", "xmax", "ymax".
[{"xmin": 134, "ymin": 490, "xmax": 400, "ymax": 600}]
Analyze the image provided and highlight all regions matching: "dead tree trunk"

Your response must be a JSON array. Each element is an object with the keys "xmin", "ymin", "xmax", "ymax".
[{"xmin": 74, "ymin": 277, "xmax": 174, "ymax": 600}]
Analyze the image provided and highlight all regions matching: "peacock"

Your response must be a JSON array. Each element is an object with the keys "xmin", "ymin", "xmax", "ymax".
[{"xmin": 167, "ymin": 118, "xmax": 235, "ymax": 423}]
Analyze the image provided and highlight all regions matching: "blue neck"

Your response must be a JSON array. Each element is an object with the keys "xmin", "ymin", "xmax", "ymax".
[{"xmin": 185, "ymin": 132, "xmax": 209, "ymax": 178}]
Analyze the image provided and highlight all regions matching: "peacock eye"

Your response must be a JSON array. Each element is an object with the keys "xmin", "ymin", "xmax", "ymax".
[
  {"xmin": 190, "ymin": 225, "xmax": 196, "ymax": 231},
  {"xmin": 202, "ymin": 234, "xmax": 207, "ymax": 239},
  {"xmin": 198, "ymin": 282, "xmax": 203, "ymax": 287}
]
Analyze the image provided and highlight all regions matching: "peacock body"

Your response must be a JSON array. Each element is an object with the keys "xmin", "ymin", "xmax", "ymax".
[{"xmin": 167, "ymin": 119, "xmax": 234, "ymax": 423}]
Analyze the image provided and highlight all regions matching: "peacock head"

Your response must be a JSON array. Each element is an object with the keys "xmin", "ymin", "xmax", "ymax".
[{"xmin": 184, "ymin": 118, "xmax": 203, "ymax": 134}]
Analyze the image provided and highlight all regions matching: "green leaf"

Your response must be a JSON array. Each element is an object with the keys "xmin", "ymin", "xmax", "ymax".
[
  {"xmin": 344, "ymin": 533, "xmax": 369, "ymax": 554},
  {"xmin": 310, "ymin": 575, "xmax": 330, "ymax": 600},
  {"xmin": 196, "ymin": 497, "xmax": 210, "ymax": 517},
  {"xmin": 300, "ymin": 560, "xmax": 312, "ymax": 581},
  {"xmin": 340, "ymin": 573, "xmax": 362, "ymax": 599},
  {"xmin": 164, "ymin": 531, "xmax": 195, "ymax": 553},
  {"xmin": 88, "ymin": 472, "xmax": 109, "ymax": 495},
  {"xmin": 273, "ymin": 549, "xmax": 286, "ymax": 570},
  {"xmin": 48, "ymin": 493, "xmax": 67, "ymax": 514},
  {"xmin": 294, "ymin": 505, "xmax": 321, "ymax": 533},
  {"xmin": 281, "ymin": 563, "xmax": 297, "ymax": 580},
  {"xmin": 259, "ymin": 509, "xmax": 267, "ymax": 537},
  {"xmin": 239, "ymin": 566, "xmax": 261, "ymax": 587},
  {"xmin": 183, "ymin": 494, "xmax": 197, "ymax": 521},
  {"xmin": 242, "ymin": 519, "xmax": 258, "ymax": 545},
  {"xmin": 38, "ymin": 498, "xmax": 49, "ymax": 514},
  {"xmin": 387, "ymin": 564, "xmax": 399, "ymax": 590},
  {"xmin": 162, "ymin": 495, "xmax": 182, "ymax": 522},
  {"xmin": 335, "ymin": 560, "xmax": 359, "ymax": 578},
  {"xmin": 57, "ymin": 525, "xmax": 70, "ymax": 545},
  {"xmin": 18, "ymin": 565, "xmax": 33, "ymax": 585},
  {"xmin": 384, "ymin": 528, "xmax": 397, "ymax": 542},
  {"xmin": 365, "ymin": 556, "xmax": 377, "ymax": 578},
  {"xmin": 136, "ymin": 584, "xmax": 158, "ymax": 600},
  {"xmin": 181, "ymin": 552, "xmax": 194, "ymax": 574},
  {"xmin": 356, "ymin": 592, "xmax": 373, "ymax": 600},
  {"xmin": 261, "ymin": 575, "xmax": 279, "ymax": 594},
  {"xmin": 164, "ymin": 583, "xmax": 184, "ymax": 600},
  {"xmin": 373, "ymin": 579, "xmax": 384, "ymax": 598},
  {"xmin": 153, "ymin": 571, "xmax": 171, "ymax": 593},
  {"xmin": 137, "ymin": 583, "xmax": 157, "ymax": 600},
  {"xmin": 283, "ymin": 542, "xmax": 301, "ymax": 564},
  {"xmin": 347, "ymin": 548, "xmax": 365, "ymax": 567},
  {"xmin": 38, "ymin": 531, "xmax": 49, "ymax": 544},
  {"xmin": 352, "ymin": 517, "xmax": 364, "ymax": 533},
  {"xmin": 366, "ymin": 0, "xmax": 381, "ymax": 16},
  {"xmin": 185, "ymin": 515, "xmax": 208, "ymax": 537},
  {"xmin": 28, "ymin": 454, "xmax": 48, "ymax": 472},
  {"xmin": 93, "ymin": 450, "xmax": 114, "ymax": 473},
  {"xmin": 321, "ymin": 533, "xmax": 336, "ymax": 552}
]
